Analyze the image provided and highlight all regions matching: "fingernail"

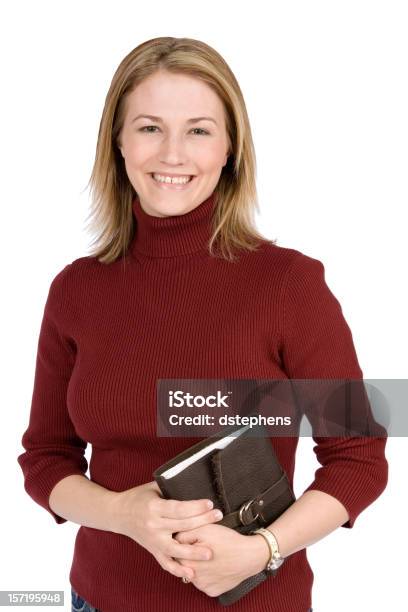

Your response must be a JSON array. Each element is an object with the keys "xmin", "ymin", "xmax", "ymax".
[
  {"xmin": 206, "ymin": 500, "xmax": 214, "ymax": 509},
  {"xmin": 214, "ymin": 510, "xmax": 223, "ymax": 520}
]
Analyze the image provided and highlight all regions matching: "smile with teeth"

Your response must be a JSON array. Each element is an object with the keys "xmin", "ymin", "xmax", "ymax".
[{"xmin": 152, "ymin": 173, "xmax": 194, "ymax": 184}]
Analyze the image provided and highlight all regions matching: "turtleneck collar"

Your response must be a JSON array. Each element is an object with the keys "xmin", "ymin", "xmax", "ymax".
[{"xmin": 130, "ymin": 191, "xmax": 217, "ymax": 258}]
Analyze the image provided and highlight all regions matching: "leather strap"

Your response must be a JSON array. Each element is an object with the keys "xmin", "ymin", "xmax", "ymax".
[
  {"xmin": 218, "ymin": 570, "xmax": 270, "ymax": 606},
  {"xmin": 219, "ymin": 472, "xmax": 291, "ymax": 529}
]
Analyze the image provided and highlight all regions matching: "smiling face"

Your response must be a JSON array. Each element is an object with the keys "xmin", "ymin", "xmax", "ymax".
[{"xmin": 117, "ymin": 70, "xmax": 231, "ymax": 217}]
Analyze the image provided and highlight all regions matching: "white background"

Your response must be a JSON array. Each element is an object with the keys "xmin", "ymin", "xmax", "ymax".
[{"xmin": 2, "ymin": 1, "xmax": 407, "ymax": 610}]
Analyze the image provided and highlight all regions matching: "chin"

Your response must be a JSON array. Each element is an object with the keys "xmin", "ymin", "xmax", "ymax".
[
  {"xmin": 153, "ymin": 198, "xmax": 200, "ymax": 217},
  {"xmin": 159, "ymin": 204, "xmax": 193, "ymax": 217}
]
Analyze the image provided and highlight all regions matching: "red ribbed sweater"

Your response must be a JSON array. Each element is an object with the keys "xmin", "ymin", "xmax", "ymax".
[{"xmin": 17, "ymin": 192, "xmax": 388, "ymax": 612}]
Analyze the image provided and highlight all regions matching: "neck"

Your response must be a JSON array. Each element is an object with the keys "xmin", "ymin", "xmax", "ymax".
[{"xmin": 130, "ymin": 192, "xmax": 217, "ymax": 258}]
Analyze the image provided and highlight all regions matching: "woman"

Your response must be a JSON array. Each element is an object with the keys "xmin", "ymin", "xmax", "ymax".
[{"xmin": 17, "ymin": 37, "xmax": 388, "ymax": 612}]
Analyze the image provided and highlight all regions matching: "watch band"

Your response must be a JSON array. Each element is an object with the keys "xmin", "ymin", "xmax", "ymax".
[{"xmin": 251, "ymin": 527, "xmax": 285, "ymax": 575}]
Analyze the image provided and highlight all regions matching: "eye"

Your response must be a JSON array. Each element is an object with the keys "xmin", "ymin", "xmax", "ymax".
[
  {"xmin": 138, "ymin": 126, "xmax": 209, "ymax": 135},
  {"xmin": 191, "ymin": 128, "xmax": 209, "ymax": 135},
  {"xmin": 139, "ymin": 126, "xmax": 159, "ymax": 133}
]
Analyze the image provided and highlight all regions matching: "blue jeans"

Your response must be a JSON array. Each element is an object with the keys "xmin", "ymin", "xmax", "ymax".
[
  {"xmin": 71, "ymin": 586, "xmax": 312, "ymax": 611},
  {"xmin": 71, "ymin": 587, "xmax": 101, "ymax": 612}
]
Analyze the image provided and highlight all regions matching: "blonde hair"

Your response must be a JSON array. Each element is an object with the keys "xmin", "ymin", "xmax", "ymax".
[{"xmin": 84, "ymin": 36, "xmax": 275, "ymax": 263}]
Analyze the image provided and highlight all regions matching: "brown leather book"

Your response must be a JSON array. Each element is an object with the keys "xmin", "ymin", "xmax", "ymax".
[{"xmin": 153, "ymin": 422, "xmax": 296, "ymax": 606}]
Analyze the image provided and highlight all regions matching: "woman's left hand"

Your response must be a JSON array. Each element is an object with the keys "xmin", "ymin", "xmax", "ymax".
[{"xmin": 174, "ymin": 523, "xmax": 267, "ymax": 598}]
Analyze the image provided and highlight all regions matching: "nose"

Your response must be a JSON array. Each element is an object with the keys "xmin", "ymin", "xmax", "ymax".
[{"xmin": 158, "ymin": 134, "xmax": 189, "ymax": 165}]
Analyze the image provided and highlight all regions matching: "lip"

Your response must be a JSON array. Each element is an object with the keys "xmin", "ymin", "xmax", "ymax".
[{"xmin": 150, "ymin": 173, "xmax": 196, "ymax": 191}]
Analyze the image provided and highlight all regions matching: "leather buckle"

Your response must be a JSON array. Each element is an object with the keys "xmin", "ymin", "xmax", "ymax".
[{"xmin": 238, "ymin": 498, "xmax": 259, "ymax": 525}]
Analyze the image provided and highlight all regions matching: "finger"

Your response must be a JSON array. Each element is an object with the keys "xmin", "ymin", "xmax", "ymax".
[
  {"xmin": 175, "ymin": 558, "xmax": 199, "ymax": 571},
  {"xmin": 170, "ymin": 541, "xmax": 212, "ymax": 561},
  {"xmin": 165, "ymin": 508, "xmax": 223, "ymax": 533},
  {"xmin": 158, "ymin": 498, "xmax": 214, "ymax": 518},
  {"xmin": 156, "ymin": 552, "xmax": 195, "ymax": 580},
  {"xmin": 149, "ymin": 481, "xmax": 162, "ymax": 495},
  {"xmin": 176, "ymin": 558, "xmax": 192, "ymax": 566},
  {"xmin": 174, "ymin": 530, "xmax": 196, "ymax": 544}
]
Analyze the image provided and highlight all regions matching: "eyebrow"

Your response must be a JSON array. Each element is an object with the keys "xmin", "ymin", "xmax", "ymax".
[{"xmin": 131, "ymin": 114, "xmax": 218, "ymax": 126}]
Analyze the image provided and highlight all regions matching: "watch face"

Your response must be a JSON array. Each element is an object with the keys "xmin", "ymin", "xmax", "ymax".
[{"xmin": 268, "ymin": 557, "xmax": 284, "ymax": 571}]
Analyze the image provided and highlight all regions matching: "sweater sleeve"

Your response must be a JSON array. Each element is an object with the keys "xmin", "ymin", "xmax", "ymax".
[
  {"xmin": 280, "ymin": 252, "xmax": 388, "ymax": 528},
  {"xmin": 17, "ymin": 265, "xmax": 89, "ymax": 524}
]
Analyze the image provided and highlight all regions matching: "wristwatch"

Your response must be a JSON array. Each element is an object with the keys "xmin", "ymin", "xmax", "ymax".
[{"xmin": 251, "ymin": 527, "xmax": 285, "ymax": 575}]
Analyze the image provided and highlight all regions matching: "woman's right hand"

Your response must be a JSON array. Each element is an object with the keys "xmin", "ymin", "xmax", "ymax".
[{"xmin": 109, "ymin": 480, "xmax": 223, "ymax": 580}]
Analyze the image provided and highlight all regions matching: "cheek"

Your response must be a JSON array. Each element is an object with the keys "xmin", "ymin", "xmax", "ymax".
[
  {"xmin": 129, "ymin": 148, "xmax": 148, "ymax": 164},
  {"xmin": 198, "ymin": 142, "xmax": 229, "ymax": 168},
  {"xmin": 124, "ymin": 138, "xmax": 156, "ymax": 167},
  {"xmin": 123, "ymin": 155, "xmax": 149, "ymax": 178}
]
